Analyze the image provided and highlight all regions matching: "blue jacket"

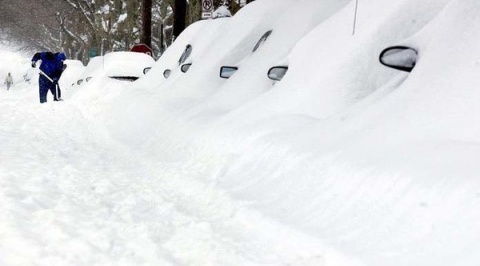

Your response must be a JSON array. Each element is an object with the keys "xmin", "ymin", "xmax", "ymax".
[{"xmin": 32, "ymin": 52, "xmax": 67, "ymax": 80}]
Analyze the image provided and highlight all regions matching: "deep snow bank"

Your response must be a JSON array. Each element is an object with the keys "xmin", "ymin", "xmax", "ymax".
[
  {"xmin": 0, "ymin": 71, "xmax": 366, "ymax": 266},
  {"xmin": 191, "ymin": 0, "xmax": 480, "ymax": 265},
  {"xmin": 69, "ymin": 0, "xmax": 480, "ymax": 265},
  {"xmin": 211, "ymin": 0, "xmax": 451, "ymax": 141}
]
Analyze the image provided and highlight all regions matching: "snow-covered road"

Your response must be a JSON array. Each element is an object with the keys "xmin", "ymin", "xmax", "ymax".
[
  {"xmin": 0, "ymin": 83, "xmax": 360, "ymax": 266},
  {"xmin": 0, "ymin": 84, "xmax": 176, "ymax": 265}
]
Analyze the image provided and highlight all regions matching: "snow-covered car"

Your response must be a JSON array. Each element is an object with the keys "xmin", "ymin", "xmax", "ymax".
[
  {"xmin": 173, "ymin": 0, "xmax": 351, "ymax": 113},
  {"xmin": 103, "ymin": 51, "xmax": 155, "ymax": 81},
  {"xmin": 74, "ymin": 56, "xmax": 103, "ymax": 86},
  {"xmin": 133, "ymin": 19, "xmax": 213, "ymax": 89},
  {"xmin": 161, "ymin": 43, "xmax": 194, "ymax": 79},
  {"xmin": 60, "ymin": 59, "xmax": 85, "ymax": 88},
  {"xmin": 160, "ymin": 18, "xmax": 230, "ymax": 80},
  {"xmin": 219, "ymin": 29, "xmax": 274, "ymax": 79},
  {"xmin": 75, "ymin": 51, "xmax": 155, "ymax": 86},
  {"xmin": 139, "ymin": 1, "xmax": 301, "ymax": 94},
  {"xmin": 23, "ymin": 68, "xmax": 39, "ymax": 83}
]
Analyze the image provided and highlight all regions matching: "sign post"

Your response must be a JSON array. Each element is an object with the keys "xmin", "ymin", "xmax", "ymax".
[{"xmin": 202, "ymin": 0, "xmax": 214, "ymax": 19}]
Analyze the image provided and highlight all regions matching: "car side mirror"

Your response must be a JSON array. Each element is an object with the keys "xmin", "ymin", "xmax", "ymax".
[
  {"xmin": 219, "ymin": 66, "xmax": 238, "ymax": 79},
  {"xmin": 267, "ymin": 66, "xmax": 288, "ymax": 81},
  {"xmin": 143, "ymin": 67, "xmax": 152, "ymax": 74},
  {"xmin": 181, "ymin": 63, "xmax": 192, "ymax": 73},
  {"xmin": 163, "ymin": 69, "xmax": 171, "ymax": 79},
  {"xmin": 379, "ymin": 46, "xmax": 418, "ymax": 72}
]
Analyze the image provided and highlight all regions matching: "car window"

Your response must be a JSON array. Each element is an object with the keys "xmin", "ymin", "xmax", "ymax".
[
  {"xmin": 178, "ymin": 45, "xmax": 193, "ymax": 65},
  {"xmin": 252, "ymin": 30, "xmax": 273, "ymax": 53}
]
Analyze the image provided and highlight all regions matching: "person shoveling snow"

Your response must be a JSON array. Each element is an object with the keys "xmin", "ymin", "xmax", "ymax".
[{"xmin": 31, "ymin": 51, "xmax": 67, "ymax": 103}]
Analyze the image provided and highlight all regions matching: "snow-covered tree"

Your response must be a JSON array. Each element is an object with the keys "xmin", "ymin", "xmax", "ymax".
[{"xmin": 0, "ymin": 0, "xmax": 250, "ymax": 60}]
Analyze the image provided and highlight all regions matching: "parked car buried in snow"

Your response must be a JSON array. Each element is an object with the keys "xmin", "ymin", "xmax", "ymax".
[
  {"xmin": 60, "ymin": 59, "xmax": 85, "ymax": 88},
  {"xmin": 103, "ymin": 51, "xmax": 155, "ymax": 81},
  {"xmin": 219, "ymin": 30, "xmax": 274, "ymax": 79},
  {"xmin": 158, "ymin": 18, "xmax": 230, "ymax": 81},
  {"xmin": 163, "ymin": 43, "xmax": 193, "ymax": 78},
  {"xmin": 74, "ymin": 51, "xmax": 155, "ymax": 86}
]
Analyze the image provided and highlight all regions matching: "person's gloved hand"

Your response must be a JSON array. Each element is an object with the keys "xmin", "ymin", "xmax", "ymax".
[{"xmin": 31, "ymin": 62, "xmax": 36, "ymax": 68}]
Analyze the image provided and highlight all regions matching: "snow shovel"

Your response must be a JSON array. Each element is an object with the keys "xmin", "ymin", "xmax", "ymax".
[{"xmin": 38, "ymin": 69, "xmax": 61, "ymax": 101}]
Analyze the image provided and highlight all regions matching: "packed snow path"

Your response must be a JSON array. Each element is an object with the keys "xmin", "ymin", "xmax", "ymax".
[{"xmin": 0, "ymin": 85, "xmax": 359, "ymax": 266}]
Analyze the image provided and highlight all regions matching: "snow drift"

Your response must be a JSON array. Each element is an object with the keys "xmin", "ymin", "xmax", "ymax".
[{"xmin": 2, "ymin": 0, "xmax": 480, "ymax": 265}]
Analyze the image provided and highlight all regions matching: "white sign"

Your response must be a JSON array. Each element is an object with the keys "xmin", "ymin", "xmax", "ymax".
[{"xmin": 202, "ymin": 12, "xmax": 213, "ymax": 19}]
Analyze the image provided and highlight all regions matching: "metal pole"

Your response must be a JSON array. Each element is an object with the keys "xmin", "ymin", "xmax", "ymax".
[
  {"xmin": 160, "ymin": 24, "xmax": 164, "ymax": 54},
  {"xmin": 101, "ymin": 39, "xmax": 105, "ymax": 56},
  {"xmin": 55, "ymin": 83, "xmax": 60, "ymax": 100},
  {"xmin": 352, "ymin": 0, "xmax": 359, "ymax": 35}
]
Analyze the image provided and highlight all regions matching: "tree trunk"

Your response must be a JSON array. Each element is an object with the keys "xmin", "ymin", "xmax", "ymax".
[
  {"xmin": 141, "ymin": 0, "xmax": 153, "ymax": 47},
  {"xmin": 173, "ymin": 0, "xmax": 187, "ymax": 39}
]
